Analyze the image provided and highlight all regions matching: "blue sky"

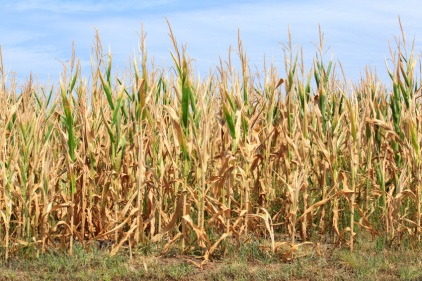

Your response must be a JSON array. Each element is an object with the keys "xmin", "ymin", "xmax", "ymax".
[{"xmin": 1, "ymin": 0, "xmax": 422, "ymax": 86}]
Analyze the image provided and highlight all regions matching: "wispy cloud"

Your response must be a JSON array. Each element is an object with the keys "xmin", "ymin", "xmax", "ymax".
[
  {"xmin": 1, "ymin": 0, "xmax": 422, "ymax": 85},
  {"xmin": 5, "ymin": 0, "xmax": 175, "ymax": 14},
  {"xmin": 2, "ymin": 45, "xmax": 62, "ymax": 82}
]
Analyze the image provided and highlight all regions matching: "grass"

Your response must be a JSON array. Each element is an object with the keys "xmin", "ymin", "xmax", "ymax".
[
  {"xmin": 1, "ymin": 244, "xmax": 137, "ymax": 280},
  {"xmin": 0, "ymin": 235, "xmax": 421, "ymax": 281}
]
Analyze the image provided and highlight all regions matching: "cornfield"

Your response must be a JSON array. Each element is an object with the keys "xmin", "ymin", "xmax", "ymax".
[{"xmin": 1, "ymin": 22, "xmax": 421, "ymax": 265}]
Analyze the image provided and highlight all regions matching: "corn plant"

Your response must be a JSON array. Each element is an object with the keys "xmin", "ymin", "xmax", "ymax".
[{"xmin": 0, "ymin": 22, "xmax": 421, "ymax": 263}]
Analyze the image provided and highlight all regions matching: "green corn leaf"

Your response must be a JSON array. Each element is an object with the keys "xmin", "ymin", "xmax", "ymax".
[
  {"xmin": 115, "ymin": 136, "xmax": 127, "ymax": 171},
  {"xmin": 106, "ymin": 48, "xmax": 112, "ymax": 83},
  {"xmin": 69, "ymin": 70, "xmax": 78, "ymax": 94},
  {"xmin": 117, "ymin": 78, "xmax": 133, "ymax": 101},
  {"xmin": 169, "ymin": 51, "xmax": 181, "ymax": 77},
  {"xmin": 34, "ymin": 91, "xmax": 43, "ymax": 109},
  {"xmin": 319, "ymin": 90, "xmax": 326, "ymax": 131},
  {"xmin": 314, "ymin": 67, "xmax": 320, "ymax": 88},
  {"xmin": 343, "ymin": 93, "xmax": 356, "ymax": 143},
  {"xmin": 410, "ymin": 121, "xmax": 419, "ymax": 160},
  {"xmin": 101, "ymin": 107, "xmax": 116, "ymax": 144},
  {"xmin": 324, "ymin": 60, "xmax": 333, "ymax": 85},
  {"xmin": 189, "ymin": 85, "xmax": 197, "ymax": 117},
  {"xmin": 99, "ymin": 71, "xmax": 114, "ymax": 110},
  {"xmin": 181, "ymin": 79, "xmax": 190, "ymax": 129},
  {"xmin": 223, "ymin": 102, "xmax": 236, "ymax": 139},
  {"xmin": 111, "ymin": 86, "xmax": 125, "ymax": 126},
  {"xmin": 61, "ymin": 82, "xmax": 76, "ymax": 163}
]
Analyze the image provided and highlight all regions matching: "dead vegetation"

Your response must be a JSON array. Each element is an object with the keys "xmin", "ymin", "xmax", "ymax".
[{"xmin": 0, "ymin": 21, "xmax": 421, "ymax": 266}]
